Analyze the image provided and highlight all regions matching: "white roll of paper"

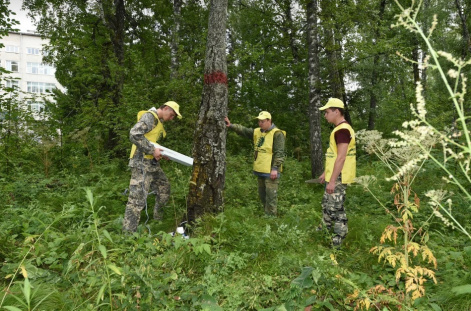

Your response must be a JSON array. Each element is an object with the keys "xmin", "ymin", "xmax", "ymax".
[{"xmin": 151, "ymin": 143, "xmax": 193, "ymax": 166}]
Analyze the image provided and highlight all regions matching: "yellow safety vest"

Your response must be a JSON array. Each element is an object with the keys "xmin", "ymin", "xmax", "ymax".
[
  {"xmin": 325, "ymin": 122, "xmax": 356, "ymax": 183},
  {"xmin": 253, "ymin": 127, "xmax": 286, "ymax": 174},
  {"xmin": 129, "ymin": 110, "xmax": 166, "ymax": 159}
]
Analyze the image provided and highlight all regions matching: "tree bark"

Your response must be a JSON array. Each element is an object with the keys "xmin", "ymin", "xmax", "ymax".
[
  {"xmin": 307, "ymin": 0, "xmax": 323, "ymax": 178},
  {"xmin": 186, "ymin": 0, "xmax": 229, "ymax": 225}
]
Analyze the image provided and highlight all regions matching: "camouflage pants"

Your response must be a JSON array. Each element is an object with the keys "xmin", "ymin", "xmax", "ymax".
[
  {"xmin": 123, "ymin": 165, "xmax": 170, "ymax": 232},
  {"xmin": 258, "ymin": 177, "xmax": 279, "ymax": 216},
  {"xmin": 321, "ymin": 175, "xmax": 348, "ymax": 246}
]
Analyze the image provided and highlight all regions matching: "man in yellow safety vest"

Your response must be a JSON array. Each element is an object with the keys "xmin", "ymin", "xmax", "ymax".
[
  {"xmin": 123, "ymin": 101, "xmax": 182, "ymax": 232},
  {"xmin": 318, "ymin": 98, "xmax": 356, "ymax": 247},
  {"xmin": 225, "ymin": 111, "xmax": 286, "ymax": 216}
]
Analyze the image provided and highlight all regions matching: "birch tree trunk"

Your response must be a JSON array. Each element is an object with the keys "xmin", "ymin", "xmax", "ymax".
[
  {"xmin": 307, "ymin": 0, "xmax": 323, "ymax": 178},
  {"xmin": 421, "ymin": 0, "xmax": 429, "ymax": 90},
  {"xmin": 186, "ymin": 0, "xmax": 229, "ymax": 225}
]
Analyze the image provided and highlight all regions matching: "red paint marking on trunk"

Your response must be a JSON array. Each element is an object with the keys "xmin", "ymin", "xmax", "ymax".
[{"xmin": 204, "ymin": 71, "xmax": 228, "ymax": 85}]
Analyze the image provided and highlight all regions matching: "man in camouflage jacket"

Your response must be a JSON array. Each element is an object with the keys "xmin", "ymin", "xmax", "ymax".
[{"xmin": 123, "ymin": 101, "xmax": 182, "ymax": 232}]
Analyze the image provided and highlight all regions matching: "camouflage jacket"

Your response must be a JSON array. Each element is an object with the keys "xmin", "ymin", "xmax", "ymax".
[
  {"xmin": 229, "ymin": 123, "xmax": 285, "ymax": 173},
  {"xmin": 128, "ymin": 112, "xmax": 163, "ymax": 172}
]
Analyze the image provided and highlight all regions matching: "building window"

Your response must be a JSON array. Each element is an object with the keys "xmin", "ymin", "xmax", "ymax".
[
  {"xmin": 26, "ymin": 47, "xmax": 41, "ymax": 55},
  {"xmin": 5, "ymin": 45, "xmax": 19, "ymax": 53},
  {"xmin": 5, "ymin": 80, "xmax": 19, "ymax": 89},
  {"xmin": 27, "ymin": 101, "xmax": 45, "ymax": 113},
  {"xmin": 27, "ymin": 62, "xmax": 39, "ymax": 74},
  {"xmin": 27, "ymin": 82, "xmax": 56, "ymax": 93},
  {"xmin": 27, "ymin": 62, "xmax": 56, "ymax": 75},
  {"xmin": 6, "ymin": 60, "xmax": 19, "ymax": 72}
]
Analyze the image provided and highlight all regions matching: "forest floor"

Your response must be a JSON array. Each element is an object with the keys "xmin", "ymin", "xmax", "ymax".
[{"xmin": 1, "ymin": 155, "xmax": 470, "ymax": 310}]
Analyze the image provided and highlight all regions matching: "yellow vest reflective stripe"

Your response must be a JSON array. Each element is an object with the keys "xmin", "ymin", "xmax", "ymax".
[
  {"xmin": 129, "ymin": 110, "xmax": 167, "ymax": 159},
  {"xmin": 253, "ymin": 128, "xmax": 286, "ymax": 173},
  {"xmin": 325, "ymin": 123, "xmax": 356, "ymax": 184}
]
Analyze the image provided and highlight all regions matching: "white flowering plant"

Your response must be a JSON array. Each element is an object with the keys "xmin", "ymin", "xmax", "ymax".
[
  {"xmin": 391, "ymin": 0, "xmax": 471, "ymax": 239},
  {"xmin": 355, "ymin": 128, "xmax": 438, "ymax": 306},
  {"xmin": 349, "ymin": 1, "xmax": 471, "ymax": 308}
]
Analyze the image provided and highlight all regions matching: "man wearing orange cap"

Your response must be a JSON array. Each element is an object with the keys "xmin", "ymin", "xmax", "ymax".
[
  {"xmin": 123, "ymin": 101, "xmax": 182, "ymax": 232},
  {"xmin": 225, "ymin": 111, "xmax": 286, "ymax": 216},
  {"xmin": 318, "ymin": 98, "xmax": 356, "ymax": 247}
]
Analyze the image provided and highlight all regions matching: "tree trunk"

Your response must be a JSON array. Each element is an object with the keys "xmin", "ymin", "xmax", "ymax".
[
  {"xmin": 171, "ymin": 0, "xmax": 182, "ymax": 79},
  {"xmin": 101, "ymin": 0, "xmax": 125, "ymax": 153},
  {"xmin": 421, "ymin": 0, "xmax": 428, "ymax": 91},
  {"xmin": 455, "ymin": 0, "xmax": 471, "ymax": 119},
  {"xmin": 275, "ymin": 0, "xmax": 299, "ymax": 64},
  {"xmin": 324, "ymin": 27, "xmax": 343, "ymax": 99},
  {"xmin": 307, "ymin": 0, "xmax": 323, "ymax": 178},
  {"xmin": 455, "ymin": 0, "xmax": 471, "ymax": 58},
  {"xmin": 325, "ymin": 29, "xmax": 352, "ymax": 125},
  {"xmin": 320, "ymin": 2, "xmax": 352, "ymax": 124},
  {"xmin": 368, "ymin": 0, "xmax": 386, "ymax": 130},
  {"xmin": 367, "ymin": 64, "xmax": 378, "ymax": 130},
  {"xmin": 412, "ymin": 37, "xmax": 420, "ymax": 84},
  {"xmin": 186, "ymin": 0, "xmax": 229, "ymax": 225}
]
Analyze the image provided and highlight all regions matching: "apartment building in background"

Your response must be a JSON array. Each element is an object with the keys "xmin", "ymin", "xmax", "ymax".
[{"xmin": 0, "ymin": 31, "xmax": 63, "ymax": 119}]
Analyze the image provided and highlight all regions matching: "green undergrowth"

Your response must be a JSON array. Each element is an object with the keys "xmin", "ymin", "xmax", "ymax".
[{"xmin": 0, "ymin": 155, "xmax": 470, "ymax": 310}]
